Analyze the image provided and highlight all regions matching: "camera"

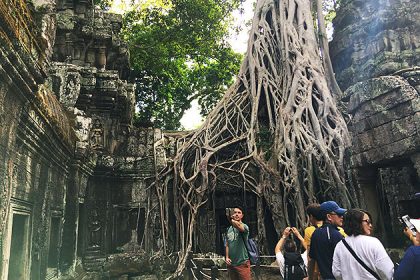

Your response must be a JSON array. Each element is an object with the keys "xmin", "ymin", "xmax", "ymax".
[
  {"xmin": 400, "ymin": 215, "xmax": 417, "ymax": 237},
  {"xmin": 226, "ymin": 208, "xmax": 233, "ymax": 217}
]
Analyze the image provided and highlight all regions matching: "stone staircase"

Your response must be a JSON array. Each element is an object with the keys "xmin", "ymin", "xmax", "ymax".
[
  {"xmin": 83, "ymin": 248, "xmax": 107, "ymax": 272},
  {"xmin": 46, "ymin": 268, "xmax": 59, "ymax": 280}
]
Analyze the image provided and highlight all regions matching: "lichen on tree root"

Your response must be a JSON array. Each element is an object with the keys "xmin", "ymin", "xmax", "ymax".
[{"xmin": 156, "ymin": 0, "xmax": 353, "ymax": 277}]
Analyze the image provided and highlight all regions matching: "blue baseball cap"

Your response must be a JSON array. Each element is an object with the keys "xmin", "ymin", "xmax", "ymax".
[{"xmin": 320, "ymin": 201, "xmax": 347, "ymax": 216}]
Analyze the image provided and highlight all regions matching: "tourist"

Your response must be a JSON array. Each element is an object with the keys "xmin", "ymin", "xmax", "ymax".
[
  {"xmin": 304, "ymin": 204, "xmax": 323, "ymax": 249},
  {"xmin": 304, "ymin": 203, "xmax": 346, "ymax": 280},
  {"xmin": 394, "ymin": 218, "xmax": 420, "ymax": 280},
  {"xmin": 308, "ymin": 201, "xmax": 346, "ymax": 280},
  {"xmin": 304, "ymin": 204, "xmax": 323, "ymax": 280},
  {"xmin": 332, "ymin": 209, "xmax": 394, "ymax": 280},
  {"xmin": 225, "ymin": 206, "xmax": 252, "ymax": 280},
  {"xmin": 275, "ymin": 226, "xmax": 308, "ymax": 279}
]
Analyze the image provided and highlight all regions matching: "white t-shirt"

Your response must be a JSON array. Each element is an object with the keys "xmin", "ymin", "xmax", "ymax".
[
  {"xmin": 332, "ymin": 235, "xmax": 394, "ymax": 280},
  {"xmin": 276, "ymin": 250, "xmax": 307, "ymax": 278}
]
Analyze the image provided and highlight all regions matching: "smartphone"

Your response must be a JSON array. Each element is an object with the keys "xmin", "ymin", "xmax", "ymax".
[
  {"xmin": 226, "ymin": 208, "xmax": 233, "ymax": 217},
  {"xmin": 401, "ymin": 215, "xmax": 417, "ymax": 237},
  {"xmin": 398, "ymin": 217, "xmax": 405, "ymax": 228}
]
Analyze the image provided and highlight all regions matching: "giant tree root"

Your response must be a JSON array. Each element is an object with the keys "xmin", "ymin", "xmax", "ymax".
[{"xmin": 156, "ymin": 0, "xmax": 353, "ymax": 278}]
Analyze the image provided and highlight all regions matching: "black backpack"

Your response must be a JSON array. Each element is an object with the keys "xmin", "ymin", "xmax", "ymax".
[{"xmin": 283, "ymin": 252, "xmax": 307, "ymax": 280}]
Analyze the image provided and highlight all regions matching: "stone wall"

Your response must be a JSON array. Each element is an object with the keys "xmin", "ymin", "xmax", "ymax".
[
  {"xmin": 331, "ymin": 0, "xmax": 420, "ymax": 246},
  {"xmin": 0, "ymin": 0, "xmax": 165, "ymax": 278},
  {"xmin": 53, "ymin": 0, "xmax": 130, "ymax": 79},
  {"xmin": 47, "ymin": 0, "xmax": 165, "ymax": 274},
  {"xmin": 330, "ymin": 0, "xmax": 420, "ymax": 90},
  {"xmin": 0, "ymin": 1, "xmax": 75, "ymax": 278}
]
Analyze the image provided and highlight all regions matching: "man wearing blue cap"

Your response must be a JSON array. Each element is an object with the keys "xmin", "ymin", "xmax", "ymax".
[{"xmin": 308, "ymin": 201, "xmax": 346, "ymax": 280}]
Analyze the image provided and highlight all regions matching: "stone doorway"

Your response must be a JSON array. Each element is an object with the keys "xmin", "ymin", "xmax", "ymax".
[
  {"xmin": 216, "ymin": 208, "xmax": 231, "ymax": 255},
  {"xmin": 47, "ymin": 217, "xmax": 61, "ymax": 272},
  {"xmin": 77, "ymin": 203, "xmax": 86, "ymax": 257},
  {"xmin": 214, "ymin": 191, "xmax": 258, "ymax": 255},
  {"xmin": 8, "ymin": 213, "xmax": 31, "ymax": 280}
]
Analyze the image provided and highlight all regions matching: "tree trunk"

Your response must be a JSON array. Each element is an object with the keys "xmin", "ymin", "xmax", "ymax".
[
  {"xmin": 314, "ymin": 0, "xmax": 343, "ymax": 98},
  {"xmin": 159, "ymin": 0, "xmax": 353, "ymax": 277}
]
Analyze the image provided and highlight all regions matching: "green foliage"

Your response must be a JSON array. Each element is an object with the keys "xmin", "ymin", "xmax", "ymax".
[
  {"xmin": 323, "ymin": 0, "xmax": 339, "ymax": 24},
  {"xmin": 123, "ymin": 0, "xmax": 243, "ymax": 130},
  {"xmin": 94, "ymin": 0, "xmax": 112, "ymax": 10}
]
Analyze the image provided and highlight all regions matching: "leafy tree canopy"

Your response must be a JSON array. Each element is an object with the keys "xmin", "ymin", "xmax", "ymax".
[{"xmin": 122, "ymin": 0, "xmax": 243, "ymax": 130}]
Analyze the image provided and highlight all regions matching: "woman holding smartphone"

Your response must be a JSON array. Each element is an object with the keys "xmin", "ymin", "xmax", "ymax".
[{"xmin": 394, "ymin": 218, "xmax": 420, "ymax": 280}]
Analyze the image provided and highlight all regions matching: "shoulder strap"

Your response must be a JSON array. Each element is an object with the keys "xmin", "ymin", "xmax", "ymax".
[
  {"xmin": 240, "ymin": 231, "xmax": 254, "ymax": 264},
  {"xmin": 342, "ymin": 239, "xmax": 381, "ymax": 280},
  {"xmin": 240, "ymin": 232, "xmax": 249, "ymax": 252}
]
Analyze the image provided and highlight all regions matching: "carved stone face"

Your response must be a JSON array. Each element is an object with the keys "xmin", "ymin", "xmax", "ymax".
[
  {"xmin": 93, "ymin": 118, "xmax": 102, "ymax": 129},
  {"xmin": 75, "ymin": 115, "xmax": 91, "ymax": 142}
]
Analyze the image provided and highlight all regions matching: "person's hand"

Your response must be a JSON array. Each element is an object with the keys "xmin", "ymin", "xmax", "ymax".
[
  {"xmin": 403, "ymin": 227, "xmax": 414, "ymax": 240},
  {"xmin": 403, "ymin": 227, "xmax": 420, "ymax": 245},
  {"xmin": 291, "ymin": 227, "xmax": 305, "ymax": 242},
  {"xmin": 282, "ymin": 227, "xmax": 292, "ymax": 238},
  {"xmin": 291, "ymin": 227, "xmax": 300, "ymax": 236},
  {"xmin": 403, "ymin": 227, "xmax": 412, "ymax": 238},
  {"xmin": 226, "ymin": 257, "xmax": 232, "ymax": 265}
]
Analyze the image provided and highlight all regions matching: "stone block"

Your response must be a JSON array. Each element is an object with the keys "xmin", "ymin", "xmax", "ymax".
[
  {"xmin": 399, "ymin": 69, "xmax": 420, "ymax": 87},
  {"xmin": 105, "ymin": 253, "xmax": 152, "ymax": 277},
  {"xmin": 352, "ymin": 114, "xmax": 417, "ymax": 154},
  {"xmin": 349, "ymin": 101, "xmax": 417, "ymax": 134},
  {"xmin": 346, "ymin": 76, "xmax": 417, "ymax": 114},
  {"xmin": 351, "ymin": 135, "xmax": 419, "ymax": 166}
]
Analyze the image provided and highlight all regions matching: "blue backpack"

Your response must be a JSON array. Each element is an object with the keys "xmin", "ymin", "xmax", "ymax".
[{"xmin": 240, "ymin": 234, "xmax": 260, "ymax": 265}]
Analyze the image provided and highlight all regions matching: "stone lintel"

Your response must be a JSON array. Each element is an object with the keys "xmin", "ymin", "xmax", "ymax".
[
  {"xmin": 345, "ymin": 75, "xmax": 416, "ymax": 113},
  {"xmin": 351, "ymin": 113, "xmax": 418, "ymax": 154},
  {"xmin": 351, "ymin": 133, "xmax": 419, "ymax": 167},
  {"xmin": 349, "ymin": 100, "xmax": 418, "ymax": 135}
]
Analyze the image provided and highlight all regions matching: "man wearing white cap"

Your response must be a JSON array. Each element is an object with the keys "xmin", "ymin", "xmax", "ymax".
[{"xmin": 394, "ymin": 218, "xmax": 420, "ymax": 280}]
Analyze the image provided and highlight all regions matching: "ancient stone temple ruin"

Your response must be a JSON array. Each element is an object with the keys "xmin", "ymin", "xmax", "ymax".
[
  {"xmin": 0, "ymin": 0, "xmax": 165, "ymax": 278},
  {"xmin": 0, "ymin": 0, "xmax": 418, "ymax": 279},
  {"xmin": 330, "ymin": 0, "xmax": 420, "ymax": 247}
]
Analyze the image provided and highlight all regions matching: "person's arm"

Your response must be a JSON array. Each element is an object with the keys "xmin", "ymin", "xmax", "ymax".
[
  {"xmin": 307, "ymin": 231, "xmax": 317, "ymax": 280},
  {"xmin": 231, "ymin": 219, "xmax": 246, "ymax": 232},
  {"xmin": 307, "ymin": 259, "xmax": 316, "ymax": 280},
  {"xmin": 225, "ymin": 241, "xmax": 231, "ymax": 265},
  {"xmin": 369, "ymin": 238, "xmax": 394, "ymax": 280},
  {"xmin": 303, "ymin": 227, "xmax": 312, "ymax": 250},
  {"xmin": 291, "ymin": 227, "xmax": 307, "ymax": 250},
  {"xmin": 275, "ymin": 227, "xmax": 291, "ymax": 254},
  {"xmin": 332, "ymin": 243, "xmax": 343, "ymax": 280},
  {"xmin": 303, "ymin": 227, "xmax": 313, "ymax": 269},
  {"xmin": 394, "ymin": 247, "xmax": 415, "ymax": 280}
]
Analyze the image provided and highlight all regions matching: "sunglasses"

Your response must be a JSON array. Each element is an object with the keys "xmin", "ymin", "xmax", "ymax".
[
  {"xmin": 362, "ymin": 219, "xmax": 372, "ymax": 225},
  {"xmin": 329, "ymin": 212, "xmax": 343, "ymax": 217}
]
